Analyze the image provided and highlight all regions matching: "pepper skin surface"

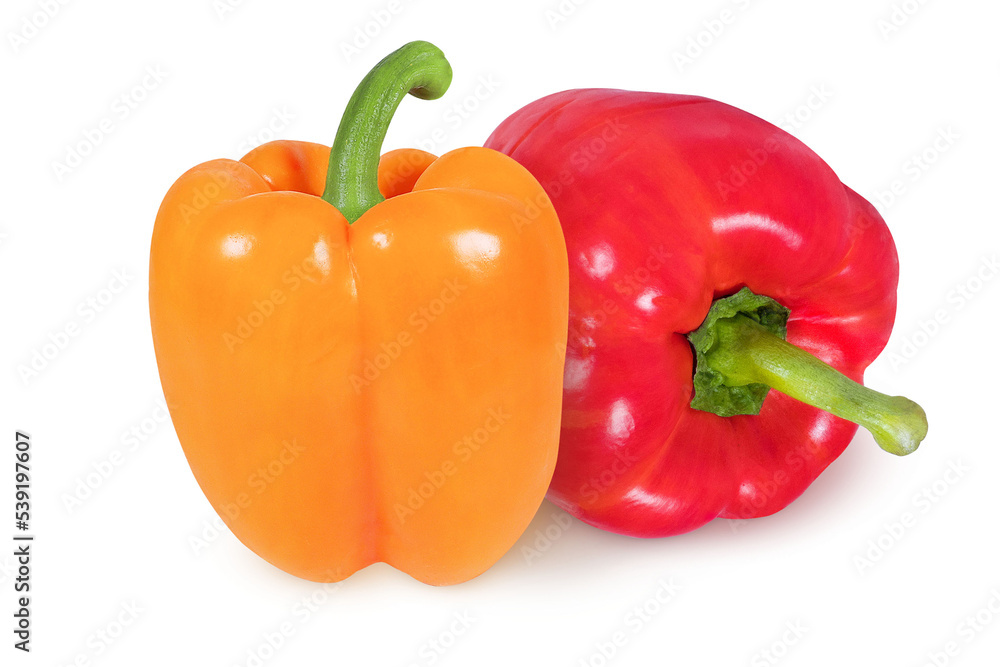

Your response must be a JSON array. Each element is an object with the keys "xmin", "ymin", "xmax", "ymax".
[
  {"xmin": 149, "ymin": 42, "xmax": 568, "ymax": 584},
  {"xmin": 150, "ymin": 141, "xmax": 567, "ymax": 584},
  {"xmin": 486, "ymin": 89, "xmax": 913, "ymax": 537}
]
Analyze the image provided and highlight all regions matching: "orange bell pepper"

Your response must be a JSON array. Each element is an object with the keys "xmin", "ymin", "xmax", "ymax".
[{"xmin": 148, "ymin": 42, "xmax": 568, "ymax": 585}]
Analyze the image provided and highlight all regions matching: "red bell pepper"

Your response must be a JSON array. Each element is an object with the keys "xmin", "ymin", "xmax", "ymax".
[{"xmin": 485, "ymin": 89, "xmax": 928, "ymax": 537}]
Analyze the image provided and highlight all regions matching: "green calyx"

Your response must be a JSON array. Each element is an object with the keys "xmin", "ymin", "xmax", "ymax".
[
  {"xmin": 687, "ymin": 287, "xmax": 928, "ymax": 456},
  {"xmin": 321, "ymin": 41, "xmax": 453, "ymax": 223},
  {"xmin": 688, "ymin": 288, "xmax": 790, "ymax": 417}
]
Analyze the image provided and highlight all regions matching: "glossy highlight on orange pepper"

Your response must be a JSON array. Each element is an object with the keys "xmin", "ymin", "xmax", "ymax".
[{"xmin": 149, "ymin": 42, "xmax": 568, "ymax": 585}]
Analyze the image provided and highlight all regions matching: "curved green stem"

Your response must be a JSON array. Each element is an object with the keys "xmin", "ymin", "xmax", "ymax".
[
  {"xmin": 704, "ymin": 313, "xmax": 927, "ymax": 456},
  {"xmin": 322, "ymin": 41, "xmax": 452, "ymax": 222}
]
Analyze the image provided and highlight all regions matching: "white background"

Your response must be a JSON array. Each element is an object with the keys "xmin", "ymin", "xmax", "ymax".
[{"xmin": 2, "ymin": 0, "xmax": 999, "ymax": 665}]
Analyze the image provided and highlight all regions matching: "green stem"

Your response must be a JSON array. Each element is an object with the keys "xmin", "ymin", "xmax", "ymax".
[
  {"xmin": 321, "ymin": 41, "xmax": 452, "ymax": 222},
  {"xmin": 705, "ymin": 314, "xmax": 927, "ymax": 456}
]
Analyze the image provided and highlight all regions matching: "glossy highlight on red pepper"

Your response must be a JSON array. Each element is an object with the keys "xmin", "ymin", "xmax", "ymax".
[{"xmin": 486, "ymin": 88, "xmax": 927, "ymax": 537}]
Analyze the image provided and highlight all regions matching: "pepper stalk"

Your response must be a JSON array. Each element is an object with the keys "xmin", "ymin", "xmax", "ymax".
[
  {"xmin": 688, "ymin": 287, "xmax": 927, "ymax": 456},
  {"xmin": 322, "ymin": 41, "xmax": 452, "ymax": 223}
]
